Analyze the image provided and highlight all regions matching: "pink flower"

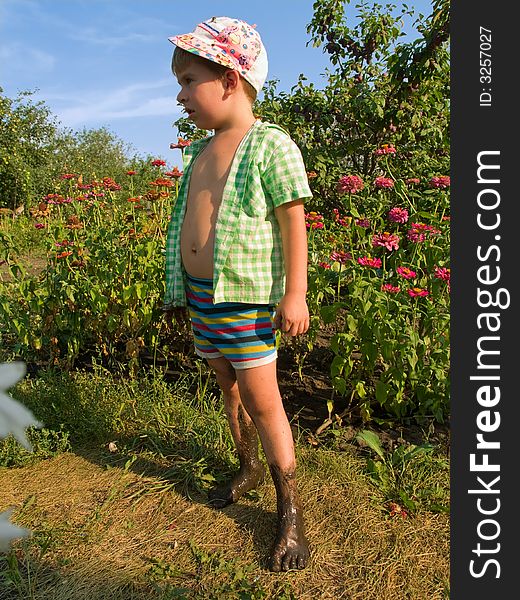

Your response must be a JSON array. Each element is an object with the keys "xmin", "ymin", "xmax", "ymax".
[
  {"xmin": 387, "ymin": 207, "xmax": 409, "ymax": 224},
  {"xmin": 358, "ymin": 256, "xmax": 382, "ymax": 268},
  {"xmin": 305, "ymin": 212, "xmax": 324, "ymax": 230},
  {"xmin": 60, "ymin": 173, "xmax": 77, "ymax": 180},
  {"xmin": 406, "ymin": 222, "xmax": 440, "ymax": 243},
  {"xmin": 374, "ymin": 176, "xmax": 394, "ymax": 189},
  {"xmin": 355, "ymin": 218, "xmax": 370, "ymax": 228},
  {"xmin": 34, "ymin": 223, "xmax": 45, "ymax": 229},
  {"xmin": 151, "ymin": 159, "xmax": 166, "ymax": 167},
  {"xmin": 318, "ymin": 261, "xmax": 331, "ymax": 269},
  {"xmin": 434, "ymin": 266, "xmax": 451, "ymax": 282},
  {"xmin": 337, "ymin": 175, "xmax": 364, "ymax": 194},
  {"xmin": 405, "ymin": 178, "xmax": 420, "ymax": 186},
  {"xmin": 429, "ymin": 176, "xmax": 450, "ymax": 189},
  {"xmin": 332, "ymin": 208, "xmax": 351, "ymax": 227},
  {"xmin": 372, "ymin": 232, "xmax": 400, "ymax": 251},
  {"xmin": 374, "ymin": 144, "xmax": 396, "ymax": 156},
  {"xmin": 381, "ymin": 283, "xmax": 400, "ymax": 293},
  {"xmin": 408, "ymin": 287, "xmax": 429, "ymax": 298},
  {"xmin": 330, "ymin": 251, "xmax": 352, "ymax": 264},
  {"xmin": 397, "ymin": 266, "xmax": 416, "ymax": 279}
]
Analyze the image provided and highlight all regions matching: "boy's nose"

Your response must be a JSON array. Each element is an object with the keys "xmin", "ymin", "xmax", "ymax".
[{"xmin": 177, "ymin": 90, "xmax": 186, "ymax": 104}]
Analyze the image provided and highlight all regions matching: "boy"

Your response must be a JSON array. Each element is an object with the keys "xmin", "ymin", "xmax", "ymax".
[{"xmin": 163, "ymin": 16, "xmax": 312, "ymax": 572}]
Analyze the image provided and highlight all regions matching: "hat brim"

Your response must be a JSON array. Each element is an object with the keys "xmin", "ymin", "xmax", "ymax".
[{"xmin": 168, "ymin": 34, "xmax": 239, "ymax": 73}]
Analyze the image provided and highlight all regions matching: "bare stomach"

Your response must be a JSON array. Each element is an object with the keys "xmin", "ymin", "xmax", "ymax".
[{"xmin": 180, "ymin": 225, "xmax": 216, "ymax": 280}]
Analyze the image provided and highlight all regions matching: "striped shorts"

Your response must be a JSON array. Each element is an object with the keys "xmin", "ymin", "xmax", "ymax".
[{"xmin": 185, "ymin": 272, "xmax": 278, "ymax": 370}]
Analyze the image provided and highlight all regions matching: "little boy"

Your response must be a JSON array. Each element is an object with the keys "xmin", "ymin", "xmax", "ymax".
[{"xmin": 163, "ymin": 16, "xmax": 313, "ymax": 572}]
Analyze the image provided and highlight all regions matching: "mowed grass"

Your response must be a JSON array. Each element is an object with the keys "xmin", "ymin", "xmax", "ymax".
[{"xmin": 0, "ymin": 365, "xmax": 450, "ymax": 600}]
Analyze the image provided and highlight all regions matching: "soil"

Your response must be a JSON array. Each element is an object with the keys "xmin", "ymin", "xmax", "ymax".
[{"xmin": 154, "ymin": 324, "xmax": 450, "ymax": 457}]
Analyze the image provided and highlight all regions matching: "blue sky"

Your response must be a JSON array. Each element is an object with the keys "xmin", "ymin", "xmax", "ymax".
[{"xmin": 1, "ymin": 0, "xmax": 433, "ymax": 169}]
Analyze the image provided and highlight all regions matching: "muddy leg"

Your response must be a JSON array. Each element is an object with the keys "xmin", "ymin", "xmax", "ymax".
[
  {"xmin": 206, "ymin": 357, "xmax": 265, "ymax": 509},
  {"xmin": 268, "ymin": 465, "xmax": 310, "ymax": 571},
  {"xmin": 234, "ymin": 361, "xmax": 310, "ymax": 571}
]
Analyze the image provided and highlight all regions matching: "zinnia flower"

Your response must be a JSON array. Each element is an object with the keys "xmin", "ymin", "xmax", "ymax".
[
  {"xmin": 372, "ymin": 232, "xmax": 400, "ymax": 251},
  {"xmin": 357, "ymin": 256, "xmax": 382, "ymax": 268},
  {"xmin": 397, "ymin": 266, "xmax": 416, "ymax": 279},
  {"xmin": 405, "ymin": 178, "xmax": 420, "ymax": 185},
  {"xmin": 126, "ymin": 170, "xmax": 136, "ymax": 176},
  {"xmin": 381, "ymin": 283, "xmax": 400, "ymax": 293},
  {"xmin": 34, "ymin": 223, "xmax": 45, "ymax": 229},
  {"xmin": 408, "ymin": 287, "xmax": 429, "ymax": 297},
  {"xmin": 406, "ymin": 222, "xmax": 440, "ymax": 243},
  {"xmin": 318, "ymin": 261, "xmax": 331, "ymax": 269},
  {"xmin": 355, "ymin": 218, "xmax": 370, "ymax": 228},
  {"xmin": 307, "ymin": 171, "xmax": 318, "ymax": 179},
  {"xmin": 165, "ymin": 167, "xmax": 183, "ymax": 178},
  {"xmin": 337, "ymin": 175, "xmax": 364, "ymax": 194},
  {"xmin": 374, "ymin": 176, "xmax": 394, "ymax": 189},
  {"xmin": 170, "ymin": 138, "xmax": 191, "ymax": 150},
  {"xmin": 387, "ymin": 207, "xmax": 409, "ymax": 224},
  {"xmin": 56, "ymin": 250, "xmax": 73, "ymax": 259},
  {"xmin": 429, "ymin": 176, "xmax": 450, "ymax": 189},
  {"xmin": 434, "ymin": 266, "xmax": 451, "ymax": 282},
  {"xmin": 151, "ymin": 159, "xmax": 166, "ymax": 167},
  {"xmin": 330, "ymin": 251, "xmax": 352, "ymax": 264},
  {"xmin": 60, "ymin": 173, "xmax": 76, "ymax": 180},
  {"xmin": 374, "ymin": 144, "xmax": 396, "ymax": 156}
]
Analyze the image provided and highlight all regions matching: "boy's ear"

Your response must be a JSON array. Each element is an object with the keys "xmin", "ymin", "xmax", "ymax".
[{"xmin": 223, "ymin": 69, "xmax": 240, "ymax": 94}]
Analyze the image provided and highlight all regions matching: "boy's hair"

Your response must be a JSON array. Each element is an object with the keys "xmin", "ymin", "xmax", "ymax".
[{"xmin": 172, "ymin": 47, "xmax": 257, "ymax": 104}]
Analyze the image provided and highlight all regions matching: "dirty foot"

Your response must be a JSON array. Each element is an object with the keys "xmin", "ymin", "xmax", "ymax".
[
  {"xmin": 269, "ymin": 515, "xmax": 310, "ymax": 572},
  {"xmin": 208, "ymin": 463, "xmax": 265, "ymax": 509}
]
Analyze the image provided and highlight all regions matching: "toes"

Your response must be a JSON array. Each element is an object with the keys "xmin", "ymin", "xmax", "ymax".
[
  {"xmin": 281, "ymin": 553, "xmax": 292, "ymax": 571},
  {"xmin": 269, "ymin": 552, "xmax": 282, "ymax": 572},
  {"xmin": 297, "ymin": 553, "xmax": 308, "ymax": 569}
]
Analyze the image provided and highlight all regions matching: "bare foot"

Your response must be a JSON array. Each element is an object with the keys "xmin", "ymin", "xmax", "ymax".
[
  {"xmin": 208, "ymin": 463, "xmax": 265, "ymax": 509},
  {"xmin": 268, "ymin": 464, "xmax": 310, "ymax": 571},
  {"xmin": 269, "ymin": 514, "xmax": 310, "ymax": 571}
]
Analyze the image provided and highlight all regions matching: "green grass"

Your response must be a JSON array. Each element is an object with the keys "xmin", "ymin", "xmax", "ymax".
[{"xmin": 1, "ymin": 364, "xmax": 450, "ymax": 599}]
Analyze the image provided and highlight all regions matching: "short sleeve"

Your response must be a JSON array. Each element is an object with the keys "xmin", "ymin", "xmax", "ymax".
[{"xmin": 261, "ymin": 135, "xmax": 313, "ymax": 208}]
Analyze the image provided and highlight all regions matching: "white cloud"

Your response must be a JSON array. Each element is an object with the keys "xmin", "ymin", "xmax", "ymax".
[
  {"xmin": 0, "ymin": 43, "xmax": 56, "ymax": 74},
  {"xmin": 44, "ymin": 79, "xmax": 182, "ymax": 127}
]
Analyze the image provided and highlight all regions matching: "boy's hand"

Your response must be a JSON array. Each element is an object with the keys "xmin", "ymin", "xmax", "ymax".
[
  {"xmin": 273, "ymin": 293, "xmax": 309, "ymax": 336},
  {"xmin": 164, "ymin": 306, "xmax": 189, "ymax": 329}
]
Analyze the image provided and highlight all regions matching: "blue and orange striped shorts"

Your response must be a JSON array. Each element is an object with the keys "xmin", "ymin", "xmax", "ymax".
[{"xmin": 185, "ymin": 272, "xmax": 278, "ymax": 370}]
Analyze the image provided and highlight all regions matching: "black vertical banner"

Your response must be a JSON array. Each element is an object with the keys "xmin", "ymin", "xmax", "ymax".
[{"xmin": 451, "ymin": 1, "xmax": 516, "ymax": 598}]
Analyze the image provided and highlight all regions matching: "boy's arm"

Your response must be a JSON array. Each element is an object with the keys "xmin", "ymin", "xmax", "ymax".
[{"xmin": 273, "ymin": 199, "xmax": 309, "ymax": 336}]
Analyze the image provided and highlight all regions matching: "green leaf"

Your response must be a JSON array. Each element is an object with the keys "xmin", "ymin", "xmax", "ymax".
[{"xmin": 356, "ymin": 429, "xmax": 385, "ymax": 460}]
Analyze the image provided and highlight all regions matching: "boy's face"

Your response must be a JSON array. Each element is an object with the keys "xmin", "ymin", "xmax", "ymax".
[{"xmin": 176, "ymin": 59, "xmax": 228, "ymax": 130}]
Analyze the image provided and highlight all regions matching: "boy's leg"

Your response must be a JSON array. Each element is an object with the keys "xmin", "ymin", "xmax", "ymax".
[
  {"xmin": 235, "ymin": 360, "xmax": 310, "ymax": 572},
  {"xmin": 205, "ymin": 356, "xmax": 266, "ymax": 508}
]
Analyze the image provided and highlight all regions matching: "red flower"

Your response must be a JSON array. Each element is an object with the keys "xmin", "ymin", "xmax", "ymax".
[
  {"xmin": 429, "ymin": 175, "xmax": 450, "ymax": 189},
  {"xmin": 60, "ymin": 173, "xmax": 77, "ymax": 180},
  {"xmin": 397, "ymin": 266, "xmax": 416, "ymax": 279},
  {"xmin": 126, "ymin": 170, "xmax": 137, "ymax": 176},
  {"xmin": 151, "ymin": 159, "xmax": 166, "ymax": 167},
  {"xmin": 165, "ymin": 167, "xmax": 183, "ymax": 178},
  {"xmin": 170, "ymin": 138, "xmax": 191, "ymax": 150},
  {"xmin": 381, "ymin": 283, "xmax": 400, "ymax": 293},
  {"xmin": 408, "ymin": 287, "xmax": 429, "ymax": 298},
  {"xmin": 56, "ymin": 250, "xmax": 73, "ymax": 259},
  {"xmin": 357, "ymin": 256, "xmax": 382, "ymax": 268},
  {"xmin": 405, "ymin": 177, "xmax": 420, "ymax": 186},
  {"xmin": 34, "ymin": 223, "xmax": 45, "ymax": 229},
  {"xmin": 330, "ymin": 251, "xmax": 352, "ymax": 264},
  {"xmin": 434, "ymin": 266, "xmax": 451, "ymax": 282},
  {"xmin": 374, "ymin": 176, "xmax": 394, "ymax": 189},
  {"xmin": 387, "ymin": 207, "xmax": 409, "ymax": 224},
  {"xmin": 374, "ymin": 144, "xmax": 396, "ymax": 156},
  {"xmin": 337, "ymin": 175, "xmax": 364, "ymax": 194},
  {"xmin": 372, "ymin": 232, "xmax": 400, "ymax": 251}
]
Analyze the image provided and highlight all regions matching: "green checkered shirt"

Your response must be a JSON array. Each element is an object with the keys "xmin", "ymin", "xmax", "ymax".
[{"xmin": 163, "ymin": 120, "xmax": 312, "ymax": 307}]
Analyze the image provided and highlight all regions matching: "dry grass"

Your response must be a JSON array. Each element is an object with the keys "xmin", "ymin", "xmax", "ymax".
[{"xmin": 0, "ymin": 445, "xmax": 449, "ymax": 600}]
